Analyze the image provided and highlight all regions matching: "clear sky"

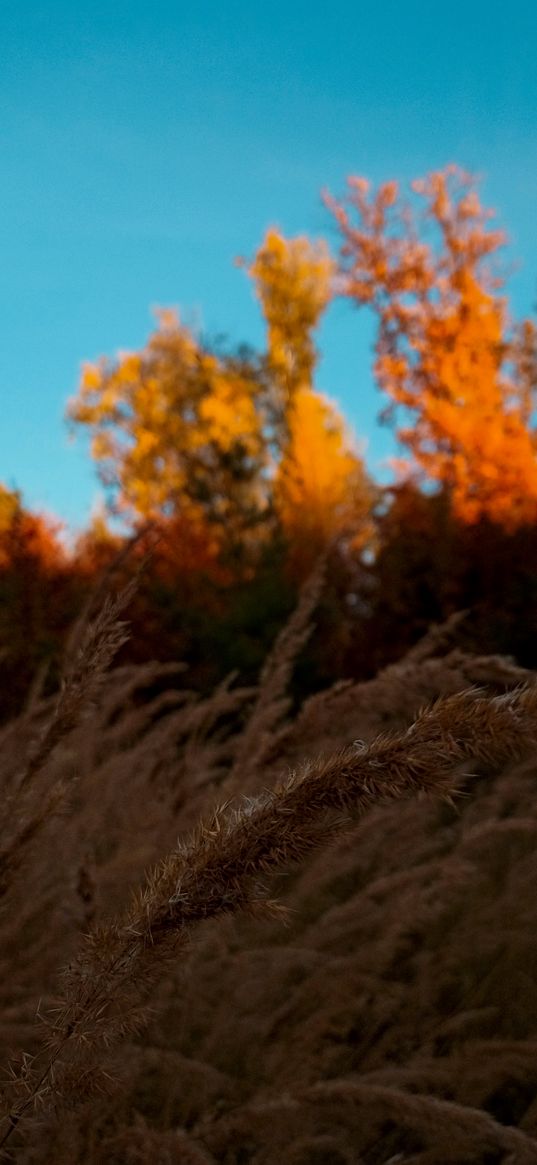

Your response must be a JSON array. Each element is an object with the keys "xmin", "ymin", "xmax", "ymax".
[{"xmin": 2, "ymin": 0, "xmax": 536, "ymax": 531}]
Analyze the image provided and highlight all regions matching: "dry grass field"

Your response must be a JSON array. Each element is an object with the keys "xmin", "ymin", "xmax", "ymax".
[{"xmin": 2, "ymin": 577, "xmax": 537, "ymax": 1163}]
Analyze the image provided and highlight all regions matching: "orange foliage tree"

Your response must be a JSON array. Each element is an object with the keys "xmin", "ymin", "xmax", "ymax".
[
  {"xmin": 326, "ymin": 166, "xmax": 537, "ymax": 529},
  {"xmin": 247, "ymin": 229, "xmax": 375, "ymax": 573},
  {"xmin": 0, "ymin": 484, "xmax": 65, "ymax": 572},
  {"xmin": 273, "ymin": 387, "xmax": 375, "ymax": 573},
  {"xmin": 0, "ymin": 486, "xmax": 78, "ymax": 720}
]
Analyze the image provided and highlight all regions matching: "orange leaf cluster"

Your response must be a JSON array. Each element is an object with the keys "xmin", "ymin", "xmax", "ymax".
[
  {"xmin": 327, "ymin": 166, "xmax": 537, "ymax": 529},
  {"xmin": 274, "ymin": 387, "xmax": 375, "ymax": 573}
]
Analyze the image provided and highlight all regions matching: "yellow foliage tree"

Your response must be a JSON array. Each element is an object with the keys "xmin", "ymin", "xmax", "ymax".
[
  {"xmin": 68, "ymin": 311, "xmax": 269, "ymax": 566},
  {"xmin": 0, "ymin": 484, "xmax": 20, "ymax": 532},
  {"xmin": 246, "ymin": 229, "xmax": 374, "ymax": 572},
  {"xmin": 247, "ymin": 228, "xmax": 335, "ymax": 412},
  {"xmin": 69, "ymin": 232, "xmax": 376, "ymax": 579},
  {"xmin": 327, "ymin": 166, "xmax": 537, "ymax": 529}
]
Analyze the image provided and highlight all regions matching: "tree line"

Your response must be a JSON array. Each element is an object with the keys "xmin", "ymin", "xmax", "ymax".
[{"xmin": 2, "ymin": 165, "xmax": 537, "ymax": 720}]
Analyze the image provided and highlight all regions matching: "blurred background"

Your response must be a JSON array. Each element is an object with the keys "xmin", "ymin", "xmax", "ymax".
[{"xmin": 1, "ymin": 0, "xmax": 537, "ymax": 718}]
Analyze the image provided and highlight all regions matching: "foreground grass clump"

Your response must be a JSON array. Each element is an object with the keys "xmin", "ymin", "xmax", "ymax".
[{"xmin": 2, "ymin": 578, "xmax": 537, "ymax": 1163}]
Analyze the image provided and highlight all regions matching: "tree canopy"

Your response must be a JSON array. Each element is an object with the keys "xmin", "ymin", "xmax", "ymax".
[
  {"xmin": 327, "ymin": 166, "xmax": 537, "ymax": 528},
  {"xmin": 68, "ymin": 229, "xmax": 373, "ymax": 577}
]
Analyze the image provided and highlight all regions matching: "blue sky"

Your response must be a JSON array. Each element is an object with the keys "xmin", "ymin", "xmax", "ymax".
[{"xmin": 2, "ymin": 0, "xmax": 536, "ymax": 531}]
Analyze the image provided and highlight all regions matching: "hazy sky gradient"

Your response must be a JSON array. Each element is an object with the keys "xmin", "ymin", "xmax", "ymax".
[{"xmin": 2, "ymin": 0, "xmax": 536, "ymax": 529}]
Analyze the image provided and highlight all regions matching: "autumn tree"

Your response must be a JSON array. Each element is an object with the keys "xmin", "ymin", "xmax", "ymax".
[
  {"xmin": 272, "ymin": 387, "xmax": 375, "ymax": 575},
  {"xmin": 0, "ymin": 486, "xmax": 79, "ymax": 720},
  {"xmin": 70, "ymin": 234, "xmax": 335, "ymax": 560},
  {"xmin": 326, "ymin": 166, "xmax": 537, "ymax": 529},
  {"xmin": 0, "ymin": 484, "xmax": 65, "ymax": 572},
  {"xmin": 70, "ymin": 232, "xmax": 376, "ymax": 583},
  {"xmin": 247, "ymin": 227, "xmax": 335, "ymax": 415},
  {"xmin": 247, "ymin": 229, "xmax": 375, "ymax": 574},
  {"xmin": 66, "ymin": 227, "xmax": 378, "ymax": 690},
  {"xmin": 68, "ymin": 311, "xmax": 270, "ymax": 570}
]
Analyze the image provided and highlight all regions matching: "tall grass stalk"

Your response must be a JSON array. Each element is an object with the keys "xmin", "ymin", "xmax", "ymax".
[{"xmin": 3, "ymin": 682, "xmax": 537, "ymax": 1151}]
